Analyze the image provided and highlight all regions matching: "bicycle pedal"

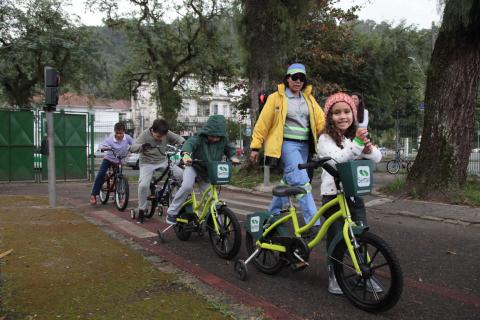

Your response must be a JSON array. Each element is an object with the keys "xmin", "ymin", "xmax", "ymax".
[{"xmin": 291, "ymin": 261, "xmax": 309, "ymax": 272}]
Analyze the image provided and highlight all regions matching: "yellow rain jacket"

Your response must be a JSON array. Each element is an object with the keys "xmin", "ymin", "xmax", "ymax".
[{"xmin": 250, "ymin": 83, "xmax": 325, "ymax": 158}]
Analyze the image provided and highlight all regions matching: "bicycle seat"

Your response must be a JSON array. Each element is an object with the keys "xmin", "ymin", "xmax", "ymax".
[{"xmin": 272, "ymin": 186, "xmax": 306, "ymax": 197}]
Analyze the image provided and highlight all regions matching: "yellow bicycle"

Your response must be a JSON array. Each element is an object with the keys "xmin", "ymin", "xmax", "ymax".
[
  {"xmin": 159, "ymin": 160, "xmax": 242, "ymax": 260},
  {"xmin": 234, "ymin": 157, "xmax": 403, "ymax": 313}
]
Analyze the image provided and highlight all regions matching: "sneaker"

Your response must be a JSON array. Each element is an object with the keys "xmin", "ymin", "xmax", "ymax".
[
  {"xmin": 166, "ymin": 214, "xmax": 177, "ymax": 225},
  {"xmin": 328, "ymin": 265, "xmax": 343, "ymax": 295},
  {"xmin": 137, "ymin": 210, "xmax": 145, "ymax": 224},
  {"xmin": 89, "ymin": 195, "xmax": 97, "ymax": 205}
]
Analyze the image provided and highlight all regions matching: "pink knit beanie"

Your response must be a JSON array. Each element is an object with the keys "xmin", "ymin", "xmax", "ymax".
[{"xmin": 323, "ymin": 92, "xmax": 357, "ymax": 120}]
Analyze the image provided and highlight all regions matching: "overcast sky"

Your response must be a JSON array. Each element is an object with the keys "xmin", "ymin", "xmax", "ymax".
[{"xmin": 67, "ymin": 0, "xmax": 443, "ymax": 29}]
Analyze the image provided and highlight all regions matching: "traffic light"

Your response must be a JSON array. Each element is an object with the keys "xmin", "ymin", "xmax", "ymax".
[{"xmin": 44, "ymin": 66, "xmax": 59, "ymax": 111}]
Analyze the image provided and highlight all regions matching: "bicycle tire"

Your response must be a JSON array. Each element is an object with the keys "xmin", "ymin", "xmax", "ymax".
[
  {"xmin": 99, "ymin": 177, "xmax": 111, "ymax": 204},
  {"xmin": 114, "ymin": 177, "xmax": 129, "ymax": 211},
  {"xmin": 145, "ymin": 197, "xmax": 157, "ymax": 218},
  {"xmin": 332, "ymin": 231, "xmax": 403, "ymax": 313},
  {"xmin": 386, "ymin": 160, "xmax": 400, "ymax": 174},
  {"xmin": 207, "ymin": 206, "xmax": 241, "ymax": 260},
  {"xmin": 245, "ymin": 232, "xmax": 285, "ymax": 275},
  {"xmin": 406, "ymin": 160, "xmax": 413, "ymax": 172}
]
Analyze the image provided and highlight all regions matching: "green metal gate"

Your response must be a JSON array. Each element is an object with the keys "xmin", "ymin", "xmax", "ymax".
[
  {"xmin": 41, "ymin": 111, "xmax": 88, "ymax": 181},
  {"xmin": 0, "ymin": 110, "xmax": 35, "ymax": 181}
]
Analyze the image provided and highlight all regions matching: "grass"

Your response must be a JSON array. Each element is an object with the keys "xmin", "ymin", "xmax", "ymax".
[
  {"xmin": 464, "ymin": 176, "xmax": 480, "ymax": 206},
  {"xmin": 0, "ymin": 196, "xmax": 231, "ymax": 320},
  {"xmin": 381, "ymin": 175, "xmax": 480, "ymax": 206},
  {"xmin": 230, "ymin": 165, "xmax": 282, "ymax": 189}
]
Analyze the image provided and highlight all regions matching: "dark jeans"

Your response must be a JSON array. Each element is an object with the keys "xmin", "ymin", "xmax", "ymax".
[
  {"xmin": 322, "ymin": 195, "xmax": 367, "ymax": 252},
  {"xmin": 91, "ymin": 159, "xmax": 114, "ymax": 196}
]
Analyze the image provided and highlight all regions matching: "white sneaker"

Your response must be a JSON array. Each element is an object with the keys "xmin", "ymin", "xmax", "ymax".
[{"xmin": 328, "ymin": 265, "xmax": 343, "ymax": 295}]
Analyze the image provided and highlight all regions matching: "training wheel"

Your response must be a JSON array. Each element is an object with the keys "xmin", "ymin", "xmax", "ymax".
[
  {"xmin": 234, "ymin": 260, "xmax": 248, "ymax": 281},
  {"xmin": 157, "ymin": 230, "xmax": 166, "ymax": 244},
  {"xmin": 130, "ymin": 209, "xmax": 137, "ymax": 220}
]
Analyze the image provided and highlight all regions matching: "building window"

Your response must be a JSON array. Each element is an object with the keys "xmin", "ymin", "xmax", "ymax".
[
  {"xmin": 213, "ymin": 104, "xmax": 218, "ymax": 115},
  {"xmin": 197, "ymin": 103, "xmax": 210, "ymax": 117},
  {"xmin": 223, "ymin": 104, "xmax": 229, "ymax": 117}
]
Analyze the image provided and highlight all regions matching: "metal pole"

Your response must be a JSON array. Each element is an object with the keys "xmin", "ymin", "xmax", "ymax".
[
  {"xmin": 263, "ymin": 156, "xmax": 270, "ymax": 186},
  {"xmin": 46, "ymin": 111, "xmax": 56, "ymax": 207},
  {"xmin": 89, "ymin": 111, "xmax": 95, "ymax": 182}
]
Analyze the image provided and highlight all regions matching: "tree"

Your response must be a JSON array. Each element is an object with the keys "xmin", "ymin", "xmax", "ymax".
[
  {"xmin": 0, "ymin": 0, "xmax": 105, "ymax": 107},
  {"xmin": 89, "ymin": 0, "xmax": 238, "ymax": 128},
  {"xmin": 238, "ymin": 0, "xmax": 309, "ymax": 128},
  {"xmin": 406, "ymin": 0, "xmax": 480, "ymax": 199}
]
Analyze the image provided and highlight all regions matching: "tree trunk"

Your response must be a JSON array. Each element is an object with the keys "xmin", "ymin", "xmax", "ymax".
[{"xmin": 407, "ymin": 1, "xmax": 480, "ymax": 199}]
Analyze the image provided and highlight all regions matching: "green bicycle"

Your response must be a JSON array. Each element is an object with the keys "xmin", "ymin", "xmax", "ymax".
[
  {"xmin": 158, "ymin": 160, "xmax": 242, "ymax": 260},
  {"xmin": 234, "ymin": 157, "xmax": 403, "ymax": 313}
]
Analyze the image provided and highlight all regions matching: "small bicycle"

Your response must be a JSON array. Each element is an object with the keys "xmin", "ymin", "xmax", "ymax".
[
  {"xmin": 130, "ymin": 144, "xmax": 183, "ymax": 220},
  {"xmin": 158, "ymin": 160, "xmax": 242, "ymax": 260},
  {"xmin": 99, "ymin": 148, "xmax": 129, "ymax": 211},
  {"xmin": 234, "ymin": 157, "xmax": 403, "ymax": 313},
  {"xmin": 386, "ymin": 149, "xmax": 413, "ymax": 174}
]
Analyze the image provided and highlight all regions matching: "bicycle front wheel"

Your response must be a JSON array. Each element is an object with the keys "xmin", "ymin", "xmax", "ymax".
[
  {"xmin": 207, "ymin": 206, "xmax": 241, "ymax": 260},
  {"xmin": 99, "ymin": 177, "xmax": 111, "ymax": 204},
  {"xmin": 332, "ymin": 231, "xmax": 403, "ymax": 313},
  {"xmin": 114, "ymin": 177, "xmax": 129, "ymax": 211},
  {"xmin": 386, "ymin": 160, "xmax": 400, "ymax": 174}
]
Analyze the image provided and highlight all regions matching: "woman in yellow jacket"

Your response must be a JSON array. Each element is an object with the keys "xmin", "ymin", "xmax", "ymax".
[{"xmin": 250, "ymin": 63, "xmax": 325, "ymax": 226}]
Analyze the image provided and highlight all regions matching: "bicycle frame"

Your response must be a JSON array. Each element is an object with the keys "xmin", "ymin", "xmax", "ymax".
[
  {"xmin": 177, "ymin": 184, "xmax": 223, "ymax": 235},
  {"xmin": 256, "ymin": 192, "xmax": 365, "ymax": 275}
]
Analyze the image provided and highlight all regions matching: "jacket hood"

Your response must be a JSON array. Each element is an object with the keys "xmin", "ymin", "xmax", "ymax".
[
  {"xmin": 277, "ymin": 83, "xmax": 313, "ymax": 96},
  {"xmin": 198, "ymin": 115, "xmax": 227, "ymax": 137}
]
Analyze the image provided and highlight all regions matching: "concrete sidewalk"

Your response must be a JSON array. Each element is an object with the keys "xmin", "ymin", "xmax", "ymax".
[{"xmin": 227, "ymin": 171, "xmax": 480, "ymax": 227}]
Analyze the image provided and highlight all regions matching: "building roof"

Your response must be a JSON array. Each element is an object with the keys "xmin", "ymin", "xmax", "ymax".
[
  {"xmin": 58, "ymin": 93, "xmax": 131, "ymax": 110},
  {"xmin": 33, "ymin": 92, "xmax": 131, "ymax": 111}
]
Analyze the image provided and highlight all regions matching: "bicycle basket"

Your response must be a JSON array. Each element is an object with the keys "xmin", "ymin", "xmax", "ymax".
[
  {"xmin": 245, "ymin": 212, "xmax": 289, "ymax": 241},
  {"xmin": 206, "ymin": 161, "xmax": 232, "ymax": 185},
  {"xmin": 336, "ymin": 160, "xmax": 374, "ymax": 197}
]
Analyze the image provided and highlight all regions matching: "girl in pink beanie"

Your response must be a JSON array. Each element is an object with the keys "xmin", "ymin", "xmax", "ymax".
[{"xmin": 317, "ymin": 92, "xmax": 382, "ymax": 295}]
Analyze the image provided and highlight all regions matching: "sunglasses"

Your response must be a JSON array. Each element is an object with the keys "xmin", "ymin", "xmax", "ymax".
[{"xmin": 290, "ymin": 73, "xmax": 306, "ymax": 82}]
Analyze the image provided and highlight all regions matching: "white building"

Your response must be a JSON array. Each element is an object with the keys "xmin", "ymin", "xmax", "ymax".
[{"xmin": 132, "ymin": 78, "xmax": 251, "ymax": 147}]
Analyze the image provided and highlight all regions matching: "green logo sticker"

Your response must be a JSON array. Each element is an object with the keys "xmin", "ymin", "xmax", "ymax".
[{"xmin": 357, "ymin": 166, "xmax": 371, "ymax": 187}]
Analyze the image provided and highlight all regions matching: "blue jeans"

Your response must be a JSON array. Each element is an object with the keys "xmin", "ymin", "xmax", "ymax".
[
  {"xmin": 268, "ymin": 140, "xmax": 319, "ymax": 225},
  {"xmin": 91, "ymin": 159, "xmax": 113, "ymax": 196}
]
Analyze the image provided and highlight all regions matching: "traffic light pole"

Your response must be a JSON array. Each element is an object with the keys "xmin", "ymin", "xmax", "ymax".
[
  {"xmin": 44, "ymin": 66, "xmax": 59, "ymax": 208},
  {"xmin": 46, "ymin": 111, "xmax": 56, "ymax": 207}
]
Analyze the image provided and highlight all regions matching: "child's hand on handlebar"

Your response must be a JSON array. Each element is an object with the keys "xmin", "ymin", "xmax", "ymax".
[
  {"xmin": 182, "ymin": 153, "xmax": 192, "ymax": 166},
  {"xmin": 230, "ymin": 156, "xmax": 241, "ymax": 165}
]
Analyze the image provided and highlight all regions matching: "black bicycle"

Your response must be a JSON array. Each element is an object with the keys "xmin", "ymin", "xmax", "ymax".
[
  {"xmin": 386, "ymin": 149, "xmax": 413, "ymax": 174},
  {"xmin": 99, "ymin": 148, "xmax": 130, "ymax": 211},
  {"xmin": 130, "ymin": 144, "xmax": 183, "ymax": 220}
]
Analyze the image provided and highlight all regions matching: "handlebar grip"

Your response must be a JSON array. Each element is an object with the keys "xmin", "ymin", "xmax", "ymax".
[{"xmin": 298, "ymin": 162, "xmax": 318, "ymax": 170}]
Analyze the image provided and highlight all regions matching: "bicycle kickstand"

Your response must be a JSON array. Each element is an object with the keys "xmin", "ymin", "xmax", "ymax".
[{"xmin": 157, "ymin": 224, "xmax": 175, "ymax": 244}]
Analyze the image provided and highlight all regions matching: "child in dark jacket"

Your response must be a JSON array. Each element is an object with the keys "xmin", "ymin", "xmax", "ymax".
[{"xmin": 166, "ymin": 115, "xmax": 240, "ymax": 224}]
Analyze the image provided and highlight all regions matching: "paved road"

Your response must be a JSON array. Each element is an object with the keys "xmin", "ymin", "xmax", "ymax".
[{"xmin": 2, "ymin": 181, "xmax": 479, "ymax": 319}]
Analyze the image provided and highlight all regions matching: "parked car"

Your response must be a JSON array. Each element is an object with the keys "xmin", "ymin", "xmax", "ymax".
[{"xmin": 126, "ymin": 153, "xmax": 140, "ymax": 169}]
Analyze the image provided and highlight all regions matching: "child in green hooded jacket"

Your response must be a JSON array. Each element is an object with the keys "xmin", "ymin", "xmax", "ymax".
[{"xmin": 166, "ymin": 115, "xmax": 240, "ymax": 224}]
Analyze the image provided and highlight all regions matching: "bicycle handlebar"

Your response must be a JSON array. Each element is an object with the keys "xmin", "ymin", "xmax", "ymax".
[{"xmin": 298, "ymin": 157, "xmax": 339, "ymax": 179}]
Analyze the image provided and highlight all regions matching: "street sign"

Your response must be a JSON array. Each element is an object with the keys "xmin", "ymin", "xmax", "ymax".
[{"xmin": 245, "ymin": 127, "xmax": 252, "ymax": 136}]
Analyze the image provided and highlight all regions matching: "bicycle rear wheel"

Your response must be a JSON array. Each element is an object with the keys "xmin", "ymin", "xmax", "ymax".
[
  {"xmin": 99, "ymin": 177, "xmax": 111, "ymax": 204},
  {"xmin": 207, "ymin": 206, "xmax": 241, "ymax": 260},
  {"xmin": 386, "ymin": 160, "xmax": 400, "ymax": 174},
  {"xmin": 332, "ymin": 231, "xmax": 403, "ymax": 313},
  {"xmin": 114, "ymin": 177, "xmax": 129, "ymax": 211},
  {"xmin": 406, "ymin": 160, "xmax": 413, "ymax": 172},
  {"xmin": 245, "ymin": 232, "xmax": 285, "ymax": 275}
]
